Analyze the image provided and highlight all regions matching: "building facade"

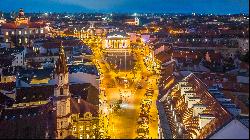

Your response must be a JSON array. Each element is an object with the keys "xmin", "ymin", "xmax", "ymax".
[
  {"xmin": 1, "ymin": 8, "xmax": 48, "ymax": 48},
  {"xmin": 102, "ymin": 31, "xmax": 130, "ymax": 49}
]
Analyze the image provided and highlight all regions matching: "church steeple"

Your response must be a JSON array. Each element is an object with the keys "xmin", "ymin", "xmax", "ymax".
[
  {"xmin": 54, "ymin": 41, "xmax": 71, "ymax": 139},
  {"xmin": 54, "ymin": 41, "xmax": 70, "ymax": 97},
  {"xmin": 18, "ymin": 8, "xmax": 25, "ymax": 18},
  {"xmin": 15, "ymin": 8, "xmax": 29, "ymax": 25},
  {"xmin": 56, "ymin": 42, "xmax": 68, "ymax": 74}
]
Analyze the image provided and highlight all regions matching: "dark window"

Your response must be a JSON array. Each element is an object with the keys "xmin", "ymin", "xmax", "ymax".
[
  {"xmin": 60, "ymin": 88, "xmax": 63, "ymax": 95},
  {"xmin": 24, "ymin": 127, "xmax": 31, "ymax": 137}
]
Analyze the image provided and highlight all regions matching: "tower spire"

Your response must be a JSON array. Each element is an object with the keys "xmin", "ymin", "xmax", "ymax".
[{"xmin": 56, "ymin": 41, "xmax": 68, "ymax": 74}]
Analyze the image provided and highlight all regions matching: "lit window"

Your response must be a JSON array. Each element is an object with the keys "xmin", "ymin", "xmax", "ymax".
[
  {"xmin": 19, "ymin": 38, "xmax": 22, "ymax": 43},
  {"xmin": 41, "ymin": 29, "xmax": 44, "ymax": 34},
  {"xmin": 11, "ymin": 31, "xmax": 14, "ymax": 35},
  {"xmin": 86, "ymin": 134, "xmax": 89, "ymax": 139},
  {"xmin": 5, "ymin": 39, "xmax": 8, "ymax": 42},
  {"xmin": 5, "ymin": 32, "xmax": 9, "ymax": 35},
  {"xmin": 86, "ymin": 126, "xmax": 89, "ymax": 131},
  {"xmin": 80, "ymin": 135, "xmax": 83, "ymax": 139},
  {"xmin": 73, "ymin": 126, "xmax": 76, "ymax": 131},
  {"xmin": 80, "ymin": 126, "xmax": 83, "ymax": 130},
  {"xmin": 18, "ymin": 31, "xmax": 22, "ymax": 35},
  {"xmin": 25, "ymin": 38, "xmax": 28, "ymax": 43},
  {"xmin": 24, "ymin": 31, "xmax": 27, "ymax": 34}
]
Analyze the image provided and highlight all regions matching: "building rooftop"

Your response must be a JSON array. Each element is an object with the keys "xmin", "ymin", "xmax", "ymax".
[
  {"xmin": 106, "ymin": 31, "xmax": 129, "ymax": 38},
  {"xmin": 1, "ymin": 22, "xmax": 45, "ymax": 29}
]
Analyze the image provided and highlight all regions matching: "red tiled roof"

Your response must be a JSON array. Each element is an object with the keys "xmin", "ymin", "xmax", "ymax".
[
  {"xmin": 28, "ymin": 22, "xmax": 46, "ymax": 28},
  {"xmin": 1, "ymin": 22, "xmax": 45, "ymax": 29},
  {"xmin": 125, "ymin": 19, "xmax": 136, "ymax": 23},
  {"xmin": 71, "ymin": 98, "xmax": 98, "ymax": 117},
  {"xmin": 1, "ymin": 23, "xmax": 17, "ymax": 29}
]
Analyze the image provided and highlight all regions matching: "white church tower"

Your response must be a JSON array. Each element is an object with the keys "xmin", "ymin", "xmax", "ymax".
[{"xmin": 54, "ymin": 43, "xmax": 71, "ymax": 139}]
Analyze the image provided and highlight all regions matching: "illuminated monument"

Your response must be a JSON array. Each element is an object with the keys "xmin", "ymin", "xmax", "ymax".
[{"xmin": 102, "ymin": 31, "xmax": 130, "ymax": 49}]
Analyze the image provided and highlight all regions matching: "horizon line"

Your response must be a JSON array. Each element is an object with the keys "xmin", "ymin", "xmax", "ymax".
[{"xmin": 0, "ymin": 11, "xmax": 249, "ymax": 16}]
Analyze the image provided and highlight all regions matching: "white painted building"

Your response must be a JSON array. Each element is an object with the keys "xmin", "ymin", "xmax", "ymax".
[{"xmin": 199, "ymin": 114, "xmax": 215, "ymax": 129}]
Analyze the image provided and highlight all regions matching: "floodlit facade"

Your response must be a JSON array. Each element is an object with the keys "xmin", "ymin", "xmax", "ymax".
[
  {"xmin": 1, "ymin": 9, "xmax": 47, "ymax": 47},
  {"xmin": 125, "ymin": 17, "xmax": 140, "ymax": 26},
  {"xmin": 102, "ymin": 31, "xmax": 131, "ymax": 49}
]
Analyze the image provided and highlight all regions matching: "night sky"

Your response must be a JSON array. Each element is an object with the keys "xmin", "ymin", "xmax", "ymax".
[{"xmin": 0, "ymin": 0, "xmax": 249, "ymax": 14}]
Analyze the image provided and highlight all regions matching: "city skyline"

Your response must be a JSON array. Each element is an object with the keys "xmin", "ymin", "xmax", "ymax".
[
  {"xmin": 0, "ymin": 0, "xmax": 249, "ymax": 14},
  {"xmin": 0, "ymin": 2, "xmax": 249, "ymax": 139}
]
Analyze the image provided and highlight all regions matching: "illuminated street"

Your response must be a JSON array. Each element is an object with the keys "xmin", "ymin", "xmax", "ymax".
[{"xmin": 82, "ymin": 34, "xmax": 161, "ymax": 139}]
